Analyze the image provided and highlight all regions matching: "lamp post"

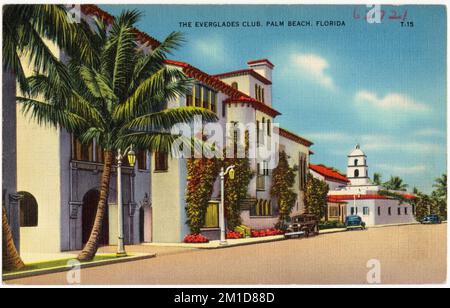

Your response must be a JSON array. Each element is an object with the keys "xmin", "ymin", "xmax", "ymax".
[
  {"xmin": 116, "ymin": 145, "xmax": 136, "ymax": 257},
  {"xmin": 219, "ymin": 165, "xmax": 235, "ymax": 246}
]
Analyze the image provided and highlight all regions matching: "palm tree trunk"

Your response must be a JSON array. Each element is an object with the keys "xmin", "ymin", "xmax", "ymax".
[
  {"xmin": 2, "ymin": 204, "xmax": 25, "ymax": 271},
  {"xmin": 77, "ymin": 150, "xmax": 114, "ymax": 262}
]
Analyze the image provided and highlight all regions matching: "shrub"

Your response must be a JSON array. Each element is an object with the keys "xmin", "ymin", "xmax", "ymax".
[{"xmin": 319, "ymin": 220, "xmax": 346, "ymax": 230}]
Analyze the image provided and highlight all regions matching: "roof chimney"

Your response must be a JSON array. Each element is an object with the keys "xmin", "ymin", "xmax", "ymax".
[{"xmin": 247, "ymin": 59, "xmax": 274, "ymax": 82}]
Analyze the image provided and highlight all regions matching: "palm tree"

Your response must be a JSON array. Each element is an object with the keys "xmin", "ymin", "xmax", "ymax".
[
  {"xmin": 373, "ymin": 172, "xmax": 382, "ymax": 185},
  {"xmin": 432, "ymin": 174, "xmax": 447, "ymax": 199},
  {"xmin": 383, "ymin": 176, "xmax": 408, "ymax": 191},
  {"xmin": 17, "ymin": 10, "xmax": 217, "ymax": 261},
  {"xmin": 2, "ymin": 4, "xmax": 94, "ymax": 271}
]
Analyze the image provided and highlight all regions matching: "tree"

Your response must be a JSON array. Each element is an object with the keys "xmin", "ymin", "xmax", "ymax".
[
  {"xmin": 17, "ymin": 10, "xmax": 217, "ymax": 261},
  {"xmin": 432, "ymin": 174, "xmax": 447, "ymax": 199},
  {"xmin": 383, "ymin": 176, "xmax": 408, "ymax": 191},
  {"xmin": 305, "ymin": 173, "xmax": 329, "ymax": 219},
  {"xmin": 373, "ymin": 173, "xmax": 382, "ymax": 185},
  {"xmin": 432, "ymin": 174, "xmax": 447, "ymax": 220},
  {"xmin": 271, "ymin": 151, "xmax": 297, "ymax": 223},
  {"xmin": 2, "ymin": 4, "xmax": 94, "ymax": 271}
]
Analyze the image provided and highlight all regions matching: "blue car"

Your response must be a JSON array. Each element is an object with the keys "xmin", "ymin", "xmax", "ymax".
[
  {"xmin": 345, "ymin": 215, "xmax": 366, "ymax": 230},
  {"xmin": 421, "ymin": 214, "xmax": 442, "ymax": 224}
]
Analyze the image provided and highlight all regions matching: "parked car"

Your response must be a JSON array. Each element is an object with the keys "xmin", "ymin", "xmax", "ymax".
[
  {"xmin": 421, "ymin": 214, "xmax": 442, "ymax": 224},
  {"xmin": 283, "ymin": 214, "xmax": 319, "ymax": 239},
  {"xmin": 345, "ymin": 215, "xmax": 366, "ymax": 230}
]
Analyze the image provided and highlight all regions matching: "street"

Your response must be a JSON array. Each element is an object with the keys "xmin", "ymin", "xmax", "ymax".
[{"xmin": 5, "ymin": 224, "xmax": 447, "ymax": 285}]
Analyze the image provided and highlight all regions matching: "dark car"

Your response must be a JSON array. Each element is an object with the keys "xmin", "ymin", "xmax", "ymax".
[
  {"xmin": 282, "ymin": 214, "xmax": 319, "ymax": 238},
  {"xmin": 421, "ymin": 214, "xmax": 441, "ymax": 224},
  {"xmin": 345, "ymin": 215, "xmax": 366, "ymax": 230}
]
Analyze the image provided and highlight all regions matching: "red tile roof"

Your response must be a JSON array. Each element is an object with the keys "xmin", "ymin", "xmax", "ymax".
[
  {"xmin": 164, "ymin": 60, "xmax": 281, "ymax": 118},
  {"xmin": 327, "ymin": 197, "xmax": 348, "ymax": 204},
  {"xmin": 310, "ymin": 164, "xmax": 349, "ymax": 183},
  {"xmin": 277, "ymin": 128, "xmax": 313, "ymax": 147},
  {"xmin": 328, "ymin": 194, "xmax": 416, "ymax": 201},
  {"xmin": 213, "ymin": 69, "xmax": 272, "ymax": 85},
  {"xmin": 248, "ymin": 59, "xmax": 275, "ymax": 69},
  {"xmin": 81, "ymin": 5, "xmax": 161, "ymax": 48}
]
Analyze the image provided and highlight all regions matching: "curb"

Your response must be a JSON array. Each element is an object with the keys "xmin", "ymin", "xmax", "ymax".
[
  {"xmin": 201, "ymin": 236, "xmax": 286, "ymax": 250},
  {"xmin": 2, "ymin": 253, "xmax": 156, "ymax": 281}
]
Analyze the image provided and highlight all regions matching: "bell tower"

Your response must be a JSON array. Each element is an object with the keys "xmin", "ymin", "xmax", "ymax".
[{"xmin": 347, "ymin": 144, "xmax": 370, "ymax": 186}]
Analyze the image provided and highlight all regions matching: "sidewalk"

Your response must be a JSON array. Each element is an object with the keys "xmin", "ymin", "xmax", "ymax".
[{"xmin": 142, "ymin": 235, "xmax": 286, "ymax": 249}]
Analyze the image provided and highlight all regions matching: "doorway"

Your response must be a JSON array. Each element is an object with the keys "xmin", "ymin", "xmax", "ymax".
[{"xmin": 82, "ymin": 189, "xmax": 109, "ymax": 246}]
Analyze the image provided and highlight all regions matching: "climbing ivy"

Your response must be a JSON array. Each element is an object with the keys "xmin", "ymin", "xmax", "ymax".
[
  {"xmin": 270, "ymin": 151, "xmax": 297, "ymax": 223},
  {"xmin": 305, "ymin": 173, "xmax": 329, "ymax": 219},
  {"xmin": 185, "ymin": 158, "xmax": 220, "ymax": 233}
]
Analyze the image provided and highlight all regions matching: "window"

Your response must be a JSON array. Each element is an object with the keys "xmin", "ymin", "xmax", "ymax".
[
  {"xmin": 186, "ymin": 87, "xmax": 193, "ymax": 106},
  {"xmin": 378, "ymin": 207, "xmax": 381, "ymax": 216},
  {"xmin": 354, "ymin": 159, "xmax": 358, "ymax": 166},
  {"xmin": 194, "ymin": 84, "xmax": 201, "ymax": 107},
  {"xmin": 363, "ymin": 207, "xmax": 370, "ymax": 215},
  {"xmin": 354, "ymin": 169, "xmax": 359, "ymax": 177},
  {"xmin": 398, "ymin": 208, "xmax": 401, "ymax": 215},
  {"xmin": 222, "ymin": 100, "xmax": 226, "ymax": 117},
  {"xmin": 72, "ymin": 135, "xmax": 93, "ymax": 161},
  {"xmin": 137, "ymin": 150, "xmax": 148, "ymax": 170},
  {"xmin": 231, "ymin": 82, "xmax": 238, "ymax": 90},
  {"xmin": 211, "ymin": 92, "xmax": 216, "ymax": 113},
  {"xmin": 405, "ymin": 207, "xmax": 408, "ymax": 215},
  {"xmin": 154, "ymin": 152, "xmax": 168, "ymax": 171},
  {"xmin": 267, "ymin": 119, "xmax": 271, "ymax": 136},
  {"xmin": 204, "ymin": 202, "xmax": 219, "ymax": 228},
  {"xmin": 187, "ymin": 84, "xmax": 217, "ymax": 112},
  {"xmin": 255, "ymin": 84, "xmax": 264, "ymax": 101},
  {"xmin": 202, "ymin": 87, "xmax": 209, "ymax": 109},
  {"xmin": 256, "ymin": 120, "xmax": 260, "ymax": 146},
  {"xmin": 262, "ymin": 88, "xmax": 265, "ymax": 103},
  {"xmin": 351, "ymin": 207, "xmax": 355, "ymax": 215},
  {"xmin": 388, "ymin": 207, "xmax": 392, "ymax": 216},
  {"xmin": 299, "ymin": 152, "xmax": 307, "ymax": 191},
  {"xmin": 251, "ymin": 199, "xmax": 272, "ymax": 216},
  {"xmin": 19, "ymin": 191, "xmax": 38, "ymax": 227},
  {"xmin": 96, "ymin": 144, "xmax": 104, "ymax": 163}
]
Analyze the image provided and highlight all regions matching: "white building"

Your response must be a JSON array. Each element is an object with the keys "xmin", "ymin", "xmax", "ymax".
[
  {"xmin": 327, "ymin": 145, "xmax": 416, "ymax": 226},
  {"xmin": 14, "ymin": 5, "xmax": 314, "ymax": 251}
]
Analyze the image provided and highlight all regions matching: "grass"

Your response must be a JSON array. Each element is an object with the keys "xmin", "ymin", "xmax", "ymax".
[{"xmin": 3, "ymin": 254, "xmax": 124, "ymax": 274}]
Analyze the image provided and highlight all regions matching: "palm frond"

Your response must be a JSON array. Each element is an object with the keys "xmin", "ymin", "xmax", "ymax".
[
  {"xmin": 113, "ymin": 66, "xmax": 193, "ymax": 122},
  {"xmin": 17, "ymin": 96, "xmax": 88, "ymax": 132},
  {"xmin": 122, "ymin": 107, "xmax": 218, "ymax": 132}
]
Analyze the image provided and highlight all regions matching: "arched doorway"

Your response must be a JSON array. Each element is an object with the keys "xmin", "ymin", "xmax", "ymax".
[{"xmin": 82, "ymin": 189, "xmax": 109, "ymax": 246}]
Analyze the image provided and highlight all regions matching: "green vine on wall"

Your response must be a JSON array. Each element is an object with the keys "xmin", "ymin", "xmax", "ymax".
[
  {"xmin": 270, "ymin": 151, "xmax": 297, "ymax": 224},
  {"xmin": 185, "ymin": 158, "xmax": 220, "ymax": 233},
  {"xmin": 305, "ymin": 173, "xmax": 329, "ymax": 219}
]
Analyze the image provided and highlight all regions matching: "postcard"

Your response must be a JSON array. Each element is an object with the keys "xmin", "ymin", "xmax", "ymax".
[{"xmin": 1, "ymin": 1, "xmax": 447, "ymax": 292}]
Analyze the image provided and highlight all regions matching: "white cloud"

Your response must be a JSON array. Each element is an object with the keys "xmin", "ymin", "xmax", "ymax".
[
  {"xmin": 415, "ymin": 128, "xmax": 446, "ymax": 138},
  {"xmin": 304, "ymin": 132, "xmax": 352, "ymax": 142},
  {"xmin": 374, "ymin": 164, "xmax": 427, "ymax": 175},
  {"xmin": 354, "ymin": 90, "xmax": 430, "ymax": 112},
  {"xmin": 290, "ymin": 53, "xmax": 336, "ymax": 90},
  {"xmin": 191, "ymin": 35, "xmax": 226, "ymax": 65}
]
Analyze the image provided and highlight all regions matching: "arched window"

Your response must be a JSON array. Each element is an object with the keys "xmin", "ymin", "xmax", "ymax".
[
  {"xmin": 231, "ymin": 82, "xmax": 238, "ymax": 90},
  {"xmin": 354, "ymin": 169, "xmax": 359, "ymax": 178},
  {"xmin": 354, "ymin": 159, "xmax": 358, "ymax": 166},
  {"xmin": 19, "ymin": 191, "xmax": 38, "ymax": 227}
]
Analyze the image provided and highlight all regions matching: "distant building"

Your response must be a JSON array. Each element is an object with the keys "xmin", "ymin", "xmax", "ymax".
[{"xmin": 326, "ymin": 145, "xmax": 416, "ymax": 226}]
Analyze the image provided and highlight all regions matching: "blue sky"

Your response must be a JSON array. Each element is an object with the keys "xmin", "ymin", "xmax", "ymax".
[{"xmin": 102, "ymin": 4, "xmax": 447, "ymax": 193}]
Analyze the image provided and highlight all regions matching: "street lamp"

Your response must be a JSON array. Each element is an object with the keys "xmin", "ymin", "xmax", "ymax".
[
  {"xmin": 116, "ymin": 145, "xmax": 135, "ymax": 257},
  {"xmin": 219, "ymin": 165, "xmax": 235, "ymax": 245}
]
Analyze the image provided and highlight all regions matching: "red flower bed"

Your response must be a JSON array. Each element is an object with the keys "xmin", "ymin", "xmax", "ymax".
[
  {"xmin": 184, "ymin": 233, "xmax": 209, "ymax": 243},
  {"xmin": 251, "ymin": 228, "xmax": 284, "ymax": 238},
  {"xmin": 226, "ymin": 230, "xmax": 242, "ymax": 239}
]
